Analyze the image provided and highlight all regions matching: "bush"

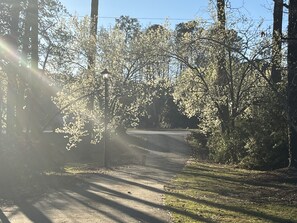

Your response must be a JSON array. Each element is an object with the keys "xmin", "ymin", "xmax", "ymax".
[
  {"xmin": 187, "ymin": 130, "xmax": 209, "ymax": 160},
  {"xmin": 207, "ymin": 130, "xmax": 246, "ymax": 164}
]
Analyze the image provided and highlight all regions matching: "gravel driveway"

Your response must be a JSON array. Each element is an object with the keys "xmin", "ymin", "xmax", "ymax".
[{"xmin": 0, "ymin": 130, "xmax": 191, "ymax": 223}]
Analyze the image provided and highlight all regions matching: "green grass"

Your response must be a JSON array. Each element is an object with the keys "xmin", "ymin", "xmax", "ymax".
[
  {"xmin": 63, "ymin": 162, "xmax": 107, "ymax": 174},
  {"xmin": 164, "ymin": 160, "xmax": 297, "ymax": 223}
]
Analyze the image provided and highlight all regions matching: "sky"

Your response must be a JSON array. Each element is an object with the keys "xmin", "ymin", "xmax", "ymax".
[{"xmin": 58, "ymin": 0, "xmax": 287, "ymax": 30}]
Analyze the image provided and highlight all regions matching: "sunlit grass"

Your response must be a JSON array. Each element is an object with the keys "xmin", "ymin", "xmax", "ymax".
[
  {"xmin": 63, "ymin": 162, "xmax": 107, "ymax": 174},
  {"xmin": 165, "ymin": 160, "xmax": 297, "ymax": 223}
]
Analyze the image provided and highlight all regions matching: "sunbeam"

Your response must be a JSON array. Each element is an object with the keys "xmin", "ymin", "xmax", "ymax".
[{"xmin": 0, "ymin": 35, "xmax": 57, "ymax": 89}]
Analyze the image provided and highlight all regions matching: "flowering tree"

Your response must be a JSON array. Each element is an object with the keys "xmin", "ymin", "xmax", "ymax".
[{"xmin": 52, "ymin": 19, "xmax": 173, "ymax": 149}]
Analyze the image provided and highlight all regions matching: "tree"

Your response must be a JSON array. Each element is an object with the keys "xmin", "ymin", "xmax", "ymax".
[
  {"xmin": 6, "ymin": 0, "xmax": 21, "ymax": 136},
  {"xmin": 0, "ymin": 0, "xmax": 70, "ymax": 137},
  {"xmin": 216, "ymin": 0, "xmax": 227, "ymax": 85},
  {"xmin": 0, "ymin": 71, "xmax": 6, "ymax": 142},
  {"xmin": 115, "ymin": 15, "xmax": 141, "ymax": 43},
  {"xmin": 51, "ymin": 20, "xmax": 176, "ymax": 148},
  {"xmin": 172, "ymin": 3, "xmax": 289, "ymax": 166},
  {"xmin": 271, "ymin": 0, "xmax": 283, "ymax": 83},
  {"xmin": 175, "ymin": 21, "xmax": 201, "ymax": 74},
  {"xmin": 214, "ymin": 0, "xmax": 231, "ymax": 134},
  {"xmin": 174, "ymin": 26, "xmax": 263, "ymax": 162},
  {"xmin": 287, "ymin": 0, "xmax": 297, "ymax": 168}
]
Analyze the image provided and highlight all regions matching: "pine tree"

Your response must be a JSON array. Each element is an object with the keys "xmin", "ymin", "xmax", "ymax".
[
  {"xmin": 271, "ymin": 0, "xmax": 283, "ymax": 83},
  {"xmin": 287, "ymin": 0, "xmax": 297, "ymax": 168}
]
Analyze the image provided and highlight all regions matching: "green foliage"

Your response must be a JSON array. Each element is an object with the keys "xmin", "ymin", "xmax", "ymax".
[
  {"xmin": 0, "ymin": 0, "xmax": 289, "ymax": 172},
  {"xmin": 173, "ymin": 19, "xmax": 288, "ymax": 169},
  {"xmin": 52, "ymin": 21, "xmax": 177, "ymax": 149},
  {"xmin": 207, "ymin": 130, "xmax": 246, "ymax": 164},
  {"xmin": 238, "ymin": 88, "xmax": 288, "ymax": 169},
  {"xmin": 115, "ymin": 15, "xmax": 141, "ymax": 42},
  {"xmin": 187, "ymin": 87, "xmax": 288, "ymax": 169}
]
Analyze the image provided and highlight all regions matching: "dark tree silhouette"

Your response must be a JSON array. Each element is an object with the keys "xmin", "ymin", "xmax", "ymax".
[
  {"xmin": 287, "ymin": 0, "xmax": 297, "ymax": 168},
  {"xmin": 216, "ymin": 0, "xmax": 230, "ymax": 133},
  {"xmin": 271, "ymin": 0, "xmax": 283, "ymax": 83},
  {"xmin": 216, "ymin": 0, "xmax": 227, "ymax": 85}
]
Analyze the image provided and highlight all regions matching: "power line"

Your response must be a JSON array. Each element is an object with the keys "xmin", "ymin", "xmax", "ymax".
[
  {"xmin": 64, "ymin": 15, "xmax": 195, "ymax": 21},
  {"xmin": 62, "ymin": 15, "xmax": 288, "ymax": 23}
]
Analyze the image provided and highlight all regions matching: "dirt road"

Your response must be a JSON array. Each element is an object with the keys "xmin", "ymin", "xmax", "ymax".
[{"xmin": 0, "ymin": 130, "xmax": 191, "ymax": 223}]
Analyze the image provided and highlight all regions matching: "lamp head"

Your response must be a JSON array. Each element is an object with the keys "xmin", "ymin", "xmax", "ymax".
[{"xmin": 101, "ymin": 68, "xmax": 111, "ymax": 79}]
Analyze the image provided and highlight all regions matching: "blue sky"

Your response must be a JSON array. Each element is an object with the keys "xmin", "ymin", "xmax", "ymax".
[{"xmin": 58, "ymin": 0, "xmax": 286, "ymax": 29}]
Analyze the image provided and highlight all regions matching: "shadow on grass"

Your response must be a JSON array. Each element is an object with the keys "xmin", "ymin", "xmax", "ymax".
[
  {"xmin": 1, "ymin": 130, "xmax": 296, "ymax": 223},
  {"xmin": 167, "ymin": 190, "xmax": 296, "ymax": 223},
  {"xmin": 185, "ymin": 164, "xmax": 297, "ymax": 191},
  {"xmin": 166, "ymin": 162, "xmax": 297, "ymax": 223},
  {"xmin": 86, "ymin": 171, "xmax": 296, "ymax": 223},
  {"xmin": 2, "ymin": 164, "xmax": 294, "ymax": 223}
]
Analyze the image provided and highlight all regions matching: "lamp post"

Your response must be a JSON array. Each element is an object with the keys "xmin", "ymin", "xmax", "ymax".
[{"xmin": 101, "ymin": 68, "xmax": 110, "ymax": 167}]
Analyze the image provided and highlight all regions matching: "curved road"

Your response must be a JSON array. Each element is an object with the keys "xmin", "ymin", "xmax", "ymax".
[{"xmin": 1, "ymin": 130, "xmax": 191, "ymax": 223}]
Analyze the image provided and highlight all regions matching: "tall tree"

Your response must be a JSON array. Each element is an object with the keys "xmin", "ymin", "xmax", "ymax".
[
  {"xmin": 27, "ymin": 0, "xmax": 41, "ymax": 136},
  {"xmin": 0, "ymin": 73, "xmax": 3, "ymax": 141},
  {"xmin": 115, "ymin": 15, "xmax": 141, "ymax": 43},
  {"xmin": 216, "ymin": 0, "xmax": 227, "ymax": 84},
  {"xmin": 18, "ymin": 2, "xmax": 33, "ymax": 134},
  {"xmin": 271, "ymin": 0, "xmax": 283, "ymax": 83},
  {"xmin": 287, "ymin": 0, "xmax": 297, "ymax": 168},
  {"xmin": 216, "ymin": 0, "xmax": 229, "ymax": 133},
  {"xmin": 6, "ymin": 0, "xmax": 21, "ymax": 136}
]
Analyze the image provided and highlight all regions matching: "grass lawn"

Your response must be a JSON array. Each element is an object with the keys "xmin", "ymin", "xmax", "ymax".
[{"xmin": 165, "ymin": 160, "xmax": 297, "ymax": 223}]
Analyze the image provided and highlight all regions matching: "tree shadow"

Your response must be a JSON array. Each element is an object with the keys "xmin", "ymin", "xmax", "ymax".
[
  {"xmin": 84, "ymin": 170, "xmax": 296, "ymax": 223},
  {"xmin": 2, "ymin": 164, "xmax": 293, "ymax": 223},
  {"xmin": 14, "ymin": 200, "xmax": 53, "ymax": 223},
  {"xmin": 185, "ymin": 164, "xmax": 297, "ymax": 191},
  {"xmin": 0, "ymin": 209, "xmax": 11, "ymax": 223},
  {"xmin": 1, "ymin": 173, "xmax": 216, "ymax": 223},
  {"xmin": 5, "ymin": 130, "xmax": 290, "ymax": 222},
  {"xmin": 166, "ymin": 163, "xmax": 297, "ymax": 223}
]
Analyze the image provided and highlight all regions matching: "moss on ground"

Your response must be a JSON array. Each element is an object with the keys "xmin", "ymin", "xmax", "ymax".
[{"xmin": 164, "ymin": 160, "xmax": 297, "ymax": 223}]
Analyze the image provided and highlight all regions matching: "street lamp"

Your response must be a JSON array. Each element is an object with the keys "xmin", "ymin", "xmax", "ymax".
[{"xmin": 101, "ymin": 68, "xmax": 111, "ymax": 167}]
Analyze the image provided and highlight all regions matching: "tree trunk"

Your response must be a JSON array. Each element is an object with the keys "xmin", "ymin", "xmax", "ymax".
[
  {"xmin": 28, "ymin": 0, "xmax": 40, "ymax": 137},
  {"xmin": 6, "ymin": 1, "xmax": 21, "ymax": 137},
  {"xmin": 287, "ymin": 0, "xmax": 297, "ymax": 168},
  {"xmin": 0, "ymin": 84, "xmax": 3, "ymax": 142},
  {"xmin": 216, "ymin": 0, "xmax": 227, "ymax": 85},
  {"xmin": 19, "ymin": 4, "xmax": 33, "ymax": 135},
  {"xmin": 271, "ymin": 0, "xmax": 283, "ymax": 83},
  {"xmin": 216, "ymin": 0, "xmax": 229, "ymax": 133},
  {"xmin": 217, "ymin": 0, "xmax": 226, "ymax": 29}
]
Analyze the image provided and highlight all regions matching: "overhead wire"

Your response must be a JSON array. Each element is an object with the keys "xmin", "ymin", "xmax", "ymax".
[{"xmin": 61, "ymin": 15, "xmax": 288, "ymax": 22}]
